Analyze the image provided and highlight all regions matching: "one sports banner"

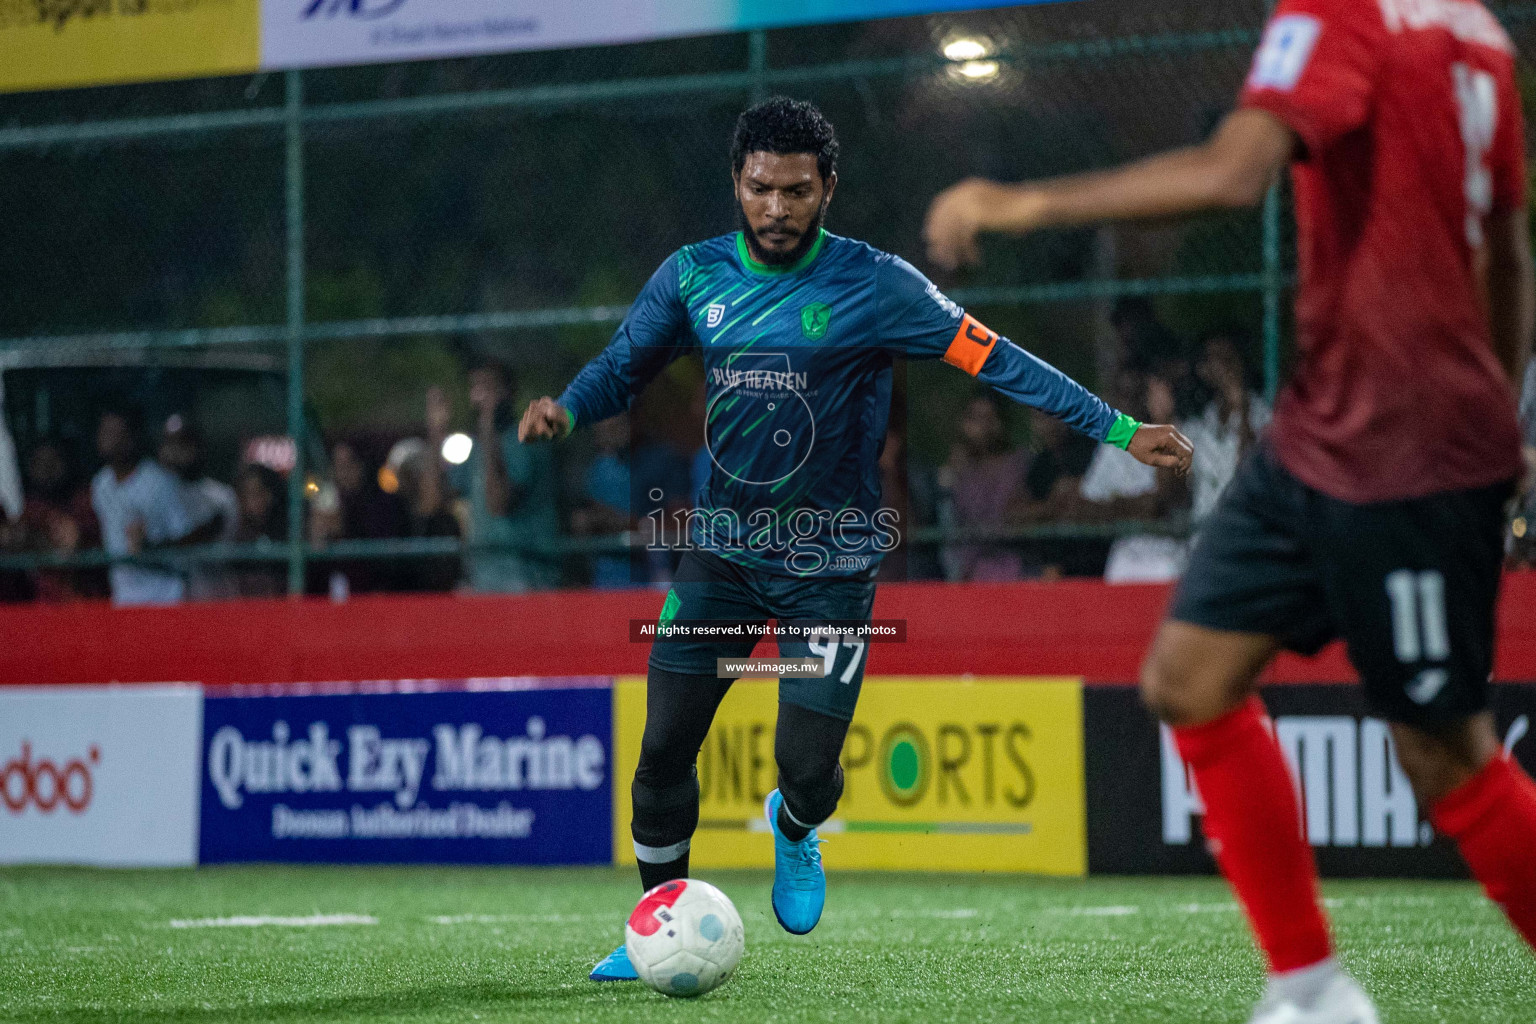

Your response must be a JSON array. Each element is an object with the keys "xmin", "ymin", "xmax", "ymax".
[
  {"xmin": 199, "ymin": 680, "xmax": 613, "ymax": 864},
  {"xmin": 613, "ymin": 676, "xmax": 1088, "ymax": 875},
  {"xmin": 0, "ymin": 0, "xmax": 259, "ymax": 94}
]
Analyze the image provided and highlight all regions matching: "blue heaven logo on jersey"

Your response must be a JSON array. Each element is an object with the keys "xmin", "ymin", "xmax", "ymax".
[
  {"xmin": 703, "ymin": 352, "xmax": 816, "ymax": 487},
  {"xmin": 706, "ymin": 303, "xmax": 726, "ymax": 329},
  {"xmin": 800, "ymin": 301, "xmax": 832, "ymax": 341}
]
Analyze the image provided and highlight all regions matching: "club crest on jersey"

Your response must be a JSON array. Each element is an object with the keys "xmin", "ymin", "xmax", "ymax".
[
  {"xmin": 706, "ymin": 303, "xmax": 725, "ymax": 329},
  {"xmin": 801, "ymin": 301, "xmax": 832, "ymax": 341}
]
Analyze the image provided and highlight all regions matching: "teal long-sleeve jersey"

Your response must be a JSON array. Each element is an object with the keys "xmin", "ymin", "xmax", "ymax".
[{"xmin": 558, "ymin": 230, "xmax": 1135, "ymax": 578}]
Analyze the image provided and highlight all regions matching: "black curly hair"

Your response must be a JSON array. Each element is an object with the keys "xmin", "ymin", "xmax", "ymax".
[{"xmin": 730, "ymin": 96, "xmax": 839, "ymax": 182}]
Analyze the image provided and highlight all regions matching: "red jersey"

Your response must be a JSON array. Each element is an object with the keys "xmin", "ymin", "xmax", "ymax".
[{"xmin": 1240, "ymin": 0, "xmax": 1526, "ymax": 502}]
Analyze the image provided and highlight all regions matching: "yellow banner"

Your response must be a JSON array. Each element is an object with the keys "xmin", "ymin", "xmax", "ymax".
[
  {"xmin": 0, "ymin": 0, "xmax": 258, "ymax": 94},
  {"xmin": 613, "ymin": 676, "xmax": 1086, "ymax": 875}
]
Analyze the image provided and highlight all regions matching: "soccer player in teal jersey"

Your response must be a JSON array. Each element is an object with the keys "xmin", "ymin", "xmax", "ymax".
[{"xmin": 519, "ymin": 97, "xmax": 1192, "ymax": 981}]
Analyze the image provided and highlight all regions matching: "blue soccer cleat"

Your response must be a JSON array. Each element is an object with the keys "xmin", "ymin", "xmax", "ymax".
[
  {"xmin": 764, "ymin": 788, "xmax": 826, "ymax": 935},
  {"xmin": 588, "ymin": 942, "xmax": 639, "ymax": 981}
]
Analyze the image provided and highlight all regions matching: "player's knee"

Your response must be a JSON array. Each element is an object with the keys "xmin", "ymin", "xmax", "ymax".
[
  {"xmin": 1140, "ymin": 633, "xmax": 1238, "ymax": 727},
  {"xmin": 1389, "ymin": 716, "xmax": 1500, "ymax": 808},
  {"xmin": 1140, "ymin": 642, "xmax": 1197, "ymax": 725}
]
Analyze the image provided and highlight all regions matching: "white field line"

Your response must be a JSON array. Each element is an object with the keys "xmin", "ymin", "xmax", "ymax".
[
  {"xmin": 1050, "ymin": 905, "xmax": 1140, "ymax": 917},
  {"xmin": 167, "ymin": 914, "xmax": 378, "ymax": 929},
  {"xmin": 429, "ymin": 913, "xmax": 608, "ymax": 925}
]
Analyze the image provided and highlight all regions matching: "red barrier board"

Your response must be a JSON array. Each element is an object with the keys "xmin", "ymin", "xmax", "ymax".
[{"xmin": 3, "ymin": 572, "xmax": 1535, "ymax": 687}]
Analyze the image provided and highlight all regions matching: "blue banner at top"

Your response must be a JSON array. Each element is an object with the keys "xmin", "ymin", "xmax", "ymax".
[
  {"xmin": 261, "ymin": 1, "xmax": 1056, "ymax": 73},
  {"xmin": 199, "ymin": 685, "xmax": 612, "ymax": 865}
]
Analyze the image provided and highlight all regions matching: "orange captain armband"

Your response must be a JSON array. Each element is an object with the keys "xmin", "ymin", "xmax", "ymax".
[{"xmin": 942, "ymin": 314, "xmax": 1000, "ymax": 376}]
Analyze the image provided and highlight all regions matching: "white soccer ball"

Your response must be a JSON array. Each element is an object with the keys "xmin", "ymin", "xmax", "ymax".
[{"xmin": 624, "ymin": 878, "xmax": 745, "ymax": 998}]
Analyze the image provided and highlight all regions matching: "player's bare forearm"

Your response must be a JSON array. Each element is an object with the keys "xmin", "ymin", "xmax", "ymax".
[
  {"xmin": 927, "ymin": 109, "xmax": 1296, "ymax": 270},
  {"xmin": 1485, "ymin": 207, "xmax": 1535, "ymax": 393},
  {"xmin": 1127, "ymin": 423, "xmax": 1194, "ymax": 478},
  {"xmin": 518, "ymin": 397, "xmax": 572, "ymax": 443}
]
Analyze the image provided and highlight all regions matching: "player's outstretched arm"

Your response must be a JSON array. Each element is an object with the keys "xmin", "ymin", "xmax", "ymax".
[
  {"xmin": 521, "ymin": 255, "xmax": 691, "ymax": 443},
  {"xmin": 877, "ymin": 254, "xmax": 1193, "ymax": 474},
  {"xmin": 925, "ymin": 109, "xmax": 1297, "ymax": 270}
]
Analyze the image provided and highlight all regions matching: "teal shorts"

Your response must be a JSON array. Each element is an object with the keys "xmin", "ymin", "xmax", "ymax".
[{"xmin": 647, "ymin": 549, "xmax": 878, "ymax": 721}]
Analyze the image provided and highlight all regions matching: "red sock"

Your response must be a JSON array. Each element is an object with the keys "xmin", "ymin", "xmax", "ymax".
[
  {"xmin": 1174, "ymin": 696, "xmax": 1333, "ymax": 973},
  {"xmin": 1429, "ymin": 753, "xmax": 1536, "ymax": 949}
]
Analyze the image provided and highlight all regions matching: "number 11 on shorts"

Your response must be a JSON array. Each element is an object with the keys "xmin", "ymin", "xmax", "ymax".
[
  {"xmin": 1385, "ymin": 569, "xmax": 1450, "ymax": 664},
  {"xmin": 1385, "ymin": 569, "xmax": 1453, "ymax": 706}
]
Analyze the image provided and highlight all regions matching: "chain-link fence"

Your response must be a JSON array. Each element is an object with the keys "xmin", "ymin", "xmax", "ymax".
[{"xmin": 1, "ymin": 0, "xmax": 1532, "ymax": 597}]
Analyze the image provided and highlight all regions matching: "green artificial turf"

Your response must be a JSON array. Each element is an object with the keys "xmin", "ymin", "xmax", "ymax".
[{"xmin": 0, "ymin": 867, "xmax": 1529, "ymax": 1023}]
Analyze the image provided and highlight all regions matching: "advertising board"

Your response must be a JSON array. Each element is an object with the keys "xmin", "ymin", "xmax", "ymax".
[
  {"xmin": 0, "ymin": 684, "xmax": 202, "ymax": 866},
  {"xmin": 1084, "ymin": 684, "xmax": 1536, "ymax": 877},
  {"xmin": 614, "ymin": 676, "xmax": 1087, "ymax": 875},
  {"xmin": 199, "ymin": 681, "xmax": 613, "ymax": 864},
  {"xmin": 0, "ymin": 0, "xmax": 258, "ymax": 93}
]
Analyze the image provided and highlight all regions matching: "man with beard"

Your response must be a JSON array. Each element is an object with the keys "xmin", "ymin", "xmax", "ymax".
[{"xmin": 518, "ymin": 97, "xmax": 1193, "ymax": 980}]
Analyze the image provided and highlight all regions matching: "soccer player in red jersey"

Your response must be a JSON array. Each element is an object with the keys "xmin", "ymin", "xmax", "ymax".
[{"xmin": 928, "ymin": 0, "xmax": 1536, "ymax": 1020}]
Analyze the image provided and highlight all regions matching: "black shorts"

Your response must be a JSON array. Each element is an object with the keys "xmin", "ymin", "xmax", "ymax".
[
  {"xmin": 647, "ymin": 549, "xmax": 878, "ymax": 721},
  {"xmin": 1171, "ymin": 445, "xmax": 1513, "ymax": 726}
]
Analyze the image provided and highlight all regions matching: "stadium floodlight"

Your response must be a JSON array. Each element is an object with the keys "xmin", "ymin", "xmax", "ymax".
[
  {"xmin": 942, "ymin": 37, "xmax": 989, "ymax": 62},
  {"xmin": 954, "ymin": 60, "xmax": 1000, "ymax": 81},
  {"xmin": 442, "ymin": 432, "xmax": 473, "ymax": 465}
]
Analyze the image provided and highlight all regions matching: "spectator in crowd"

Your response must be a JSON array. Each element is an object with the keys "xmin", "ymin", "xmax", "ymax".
[
  {"xmin": 1073, "ymin": 368, "xmax": 1190, "ymax": 583},
  {"xmin": 1, "ymin": 438, "xmax": 106, "ymax": 602},
  {"xmin": 310, "ymin": 439, "xmax": 408, "ymax": 595},
  {"xmin": 938, "ymin": 392, "xmax": 1031, "ymax": 582},
  {"xmin": 229, "ymin": 464, "xmax": 288, "ymax": 598},
  {"xmin": 632, "ymin": 426, "xmax": 691, "ymax": 585},
  {"xmin": 1180, "ymin": 332, "xmax": 1272, "ymax": 526},
  {"xmin": 1111, "ymin": 297, "xmax": 1202, "ymax": 419},
  {"xmin": 573, "ymin": 413, "xmax": 644, "ymax": 589},
  {"xmin": 1018, "ymin": 407, "xmax": 1098, "ymax": 519},
  {"xmin": 1008, "ymin": 407, "xmax": 1101, "ymax": 579},
  {"xmin": 0, "ymin": 379, "xmax": 24, "ymax": 601},
  {"xmin": 389, "ymin": 438, "xmax": 463, "ymax": 592},
  {"xmin": 876, "ymin": 424, "xmax": 939, "ymax": 582},
  {"xmin": 158, "ymin": 414, "xmax": 238, "ymax": 600},
  {"xmin": 0, "ymin": 376, "xmax": 21, "ymax": 527},
  {"xmin": 1511, "ymin": 360, "xmax": 1536, "ymax": 566},
  {"xmin": 434, "ymin": 360, "xmax": 560, "ymax": 593},
  {"xmin": 91, "ymin": 405, "xmax": 214, "ymax": 606}
]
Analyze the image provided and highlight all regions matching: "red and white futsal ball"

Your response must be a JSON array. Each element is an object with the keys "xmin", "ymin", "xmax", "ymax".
[{"xmin": 625, "ymin": 878, "xmax": 745, "ymax": 997}]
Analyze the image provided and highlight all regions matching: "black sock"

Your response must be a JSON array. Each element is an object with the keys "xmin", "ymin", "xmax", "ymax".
[
  {"xmin": 777, "ymin": 803, "xmax": 812, "ymax": 842},
  {"xmin": 639, "ymin": 851, "xmax": 690, "ymax": 892}
]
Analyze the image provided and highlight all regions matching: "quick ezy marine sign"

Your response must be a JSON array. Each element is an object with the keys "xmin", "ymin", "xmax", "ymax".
[{"xmin": 198, "ymin": 684, "xmax": 612, "ymax": 864}]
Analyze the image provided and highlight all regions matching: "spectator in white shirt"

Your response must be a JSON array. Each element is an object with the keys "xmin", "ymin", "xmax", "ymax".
[
  {"xmin": 91, "ymin": 406, "xmax": 212, "ymax": 607},
  {"xmin": 158, "ymin": 414, "xmax": 238, "ymax": 600},
  {"xmin": 1180, "ymin": 333, "xmax": 1272, "ymax": 526},
  {"xmin": 1074, "ymin": 368, "xmax": 1189, "ymax": 583}
]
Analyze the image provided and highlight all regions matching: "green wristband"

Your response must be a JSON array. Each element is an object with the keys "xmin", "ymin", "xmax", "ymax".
[
  {"xmin": 564, "ymin": 408, "xmax": 577, "ymax": 435},
  {"xmin": 1105, "ymin": 412, "xmax": 1141, "ymax": 451}
]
